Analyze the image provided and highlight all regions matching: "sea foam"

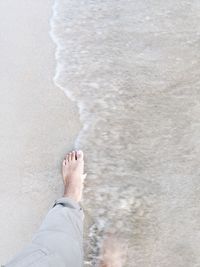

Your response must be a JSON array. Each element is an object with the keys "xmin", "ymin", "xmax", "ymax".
[{"xmin": 49, "ymin": 0, "xmax": 200, "ymax": 266}]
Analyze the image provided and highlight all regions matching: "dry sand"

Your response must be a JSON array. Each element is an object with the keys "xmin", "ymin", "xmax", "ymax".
[{"xmin": 0, "ymin": 0, "xmax": 81, "ymax": 263}]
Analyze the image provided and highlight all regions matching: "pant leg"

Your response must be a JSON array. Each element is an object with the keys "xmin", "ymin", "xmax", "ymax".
[{"xmin": 3, "ymin": 197, "xmax": 84, "ymax": 267}]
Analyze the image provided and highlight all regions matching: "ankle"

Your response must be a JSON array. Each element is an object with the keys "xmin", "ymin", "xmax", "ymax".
[{"xmin": 63, "ymin": 188, "xmax": 80, "ymax": 202}]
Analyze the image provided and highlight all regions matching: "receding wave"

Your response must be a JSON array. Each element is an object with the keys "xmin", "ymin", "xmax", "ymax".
[{"xmin": 50, "ymin": 0, "xmax": 200, "ymax": 266}]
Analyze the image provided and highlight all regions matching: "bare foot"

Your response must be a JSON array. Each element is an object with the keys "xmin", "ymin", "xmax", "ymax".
[
  {"xmin": 62, "ymin": 150, "xmax": 86, "ymax": 203},
  {"xmin": 99, "ymin": 234, "xmax": 127, "ymax": 267}
]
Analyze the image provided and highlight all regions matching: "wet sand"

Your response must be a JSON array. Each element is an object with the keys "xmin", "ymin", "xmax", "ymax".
[
  {"xmin": 0, "ymin": 0, "xmax": 81, "ymax": 263},
  {"xmin": 2, "ymin": 1, "xmax": 200, "ymax": 266},
  {"xmin": 50, "ymin": 1, "xmax": 200, "ymax": 266}
]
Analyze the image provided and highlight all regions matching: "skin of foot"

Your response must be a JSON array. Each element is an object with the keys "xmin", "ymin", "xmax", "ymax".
[
  {"xmin": 98, "ymin": 234, "xmax": 127, "ymax": 267},
  {"xmin": 62, "ymin": 150, "xmax": 87, "ymax": 203}
]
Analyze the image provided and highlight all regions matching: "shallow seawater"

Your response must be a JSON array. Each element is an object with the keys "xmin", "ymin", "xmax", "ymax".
[{"xmin": 50, "ymin": 1, "xmax": 200, "ymax": 266}]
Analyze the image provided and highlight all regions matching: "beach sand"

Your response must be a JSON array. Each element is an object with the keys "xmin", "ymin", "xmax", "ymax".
[
  {"xmin": 2, "ymin": 1, "xmax": 200, "ymax": 266},
  {"xmin": 0, "ymin": 0, "xmax": 81, "ymax": 263}
]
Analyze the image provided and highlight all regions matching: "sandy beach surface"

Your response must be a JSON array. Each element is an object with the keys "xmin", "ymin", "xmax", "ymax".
[
  {"xmin": 2, "ymin": 1, "xmax": 200, "ymax": 266},
  {"xmin": 0, "ymin": 0, "xmax": 81, "ymax": 264}
]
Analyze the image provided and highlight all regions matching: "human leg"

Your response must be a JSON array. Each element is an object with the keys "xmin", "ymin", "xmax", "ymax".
[{"xmin": 3, "ymin": 150, "xmax": 86, "ymax": 267}]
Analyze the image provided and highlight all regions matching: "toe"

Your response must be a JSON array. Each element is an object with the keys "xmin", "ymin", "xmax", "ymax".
[
  {"xmin": 72, "ymin": 150, "xmax": 76, "ymax": 160},
  {"xmin": 77, "ymin": 150, "xmax": 84, "ymax": 160},
  {"xmin": 62, "ymin": 159, "xmax": 66, "ymax": 165},
  {"xmin": 67, "ymin": 153, "xmax": 71, "ymax": 162}
]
